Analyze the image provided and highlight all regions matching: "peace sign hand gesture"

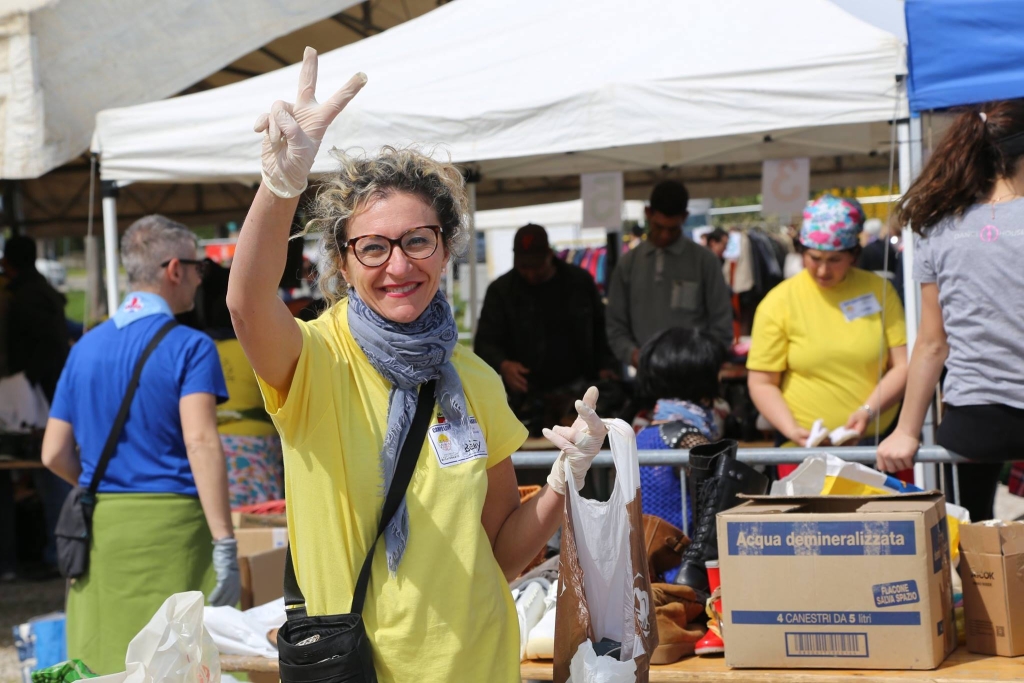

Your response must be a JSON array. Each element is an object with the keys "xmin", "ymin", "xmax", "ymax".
[{"xmin": 254, "ymin": 47, "xmax": 367, "ymax": 199}]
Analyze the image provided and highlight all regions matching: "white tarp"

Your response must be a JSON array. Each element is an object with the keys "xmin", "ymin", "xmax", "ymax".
[
  {"xmin": 0, "ymin": 0, "xmax": 360, "ymax": 179},
  {"xmin": 93, "ymin": 0, "xmax": 906, "ymax": 184}
]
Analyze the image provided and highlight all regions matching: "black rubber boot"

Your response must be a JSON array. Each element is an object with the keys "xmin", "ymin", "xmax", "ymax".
[
  {"xmin": 675, "ymin": 443, "xmax": 768, "ymax": 601},
  {"xmin": 685, "ymin": 440, "xmax": 737, "ymax": 516}
]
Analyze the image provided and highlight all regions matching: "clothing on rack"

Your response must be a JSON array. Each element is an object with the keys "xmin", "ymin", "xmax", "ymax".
[
  {"xmin": 729, "ymin": 229, "xmax": 789, "ymax": 336},
  {"xmin": 557, "ymin": 246, "xmax": 608, "ymax": 294}
]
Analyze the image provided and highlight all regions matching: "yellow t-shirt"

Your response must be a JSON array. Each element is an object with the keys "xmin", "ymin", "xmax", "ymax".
[
  {"xmin": 257, "ymin": 300, "xmax": 528, "ymax": 683},
  {"xmin": 216, "ymin": 339, "xmax": 278, "ymax": 436},
  {"xmin": 748, "ymin": 268, "xmax": 907, "ymax": 439}
]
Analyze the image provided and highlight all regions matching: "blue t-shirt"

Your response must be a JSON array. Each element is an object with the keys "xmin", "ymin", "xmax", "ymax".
[{"xmin": 50, "ymin": 297, "xmax": 228, "ymax": 495}]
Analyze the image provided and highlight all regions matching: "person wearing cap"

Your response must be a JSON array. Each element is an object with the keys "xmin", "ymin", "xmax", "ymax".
[
  {"xmin": 606, "ymin": 180, "xmax": 733, "ymax": 369},
  {"xmin": 40, "ymin": 215, "xmax": 237, "ymax": 674},
  {"xmin": 747, "ymin": 195, "xmax": 908, "ymax": 465},
  {"xmin": 475, "ymin": 224, "xmax": 619, "ymax": 433}
]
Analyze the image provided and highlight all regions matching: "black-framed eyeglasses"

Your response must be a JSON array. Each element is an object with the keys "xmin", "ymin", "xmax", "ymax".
[
  {"xmin": 341, "ymin": 225, "xmax": 443, "ymax": 268},
  {"xmin": 160, "ymin": 258, "xmax": 207, "ymax": 275}
]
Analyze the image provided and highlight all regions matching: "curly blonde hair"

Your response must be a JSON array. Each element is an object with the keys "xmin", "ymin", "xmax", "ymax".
[{"xmin": 306, "ymin": 147, "xmax": 470, "ymax": 305}]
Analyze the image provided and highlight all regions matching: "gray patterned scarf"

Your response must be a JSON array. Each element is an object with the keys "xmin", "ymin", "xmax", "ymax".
[{"xmin": 347, "ymin": 289, "xmax": 469, "ymax": 574}]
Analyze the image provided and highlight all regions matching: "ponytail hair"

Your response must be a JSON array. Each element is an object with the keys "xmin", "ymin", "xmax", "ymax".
[{"xmin": 896, "ymin": 99, "xmax": 1024, "ymax": 234}]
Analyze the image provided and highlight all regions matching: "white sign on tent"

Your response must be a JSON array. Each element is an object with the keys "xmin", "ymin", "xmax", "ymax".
[
  {"xmin": 761, "ymin": 158, "xmax": 810, "ymax": 217},
  {"xmin": 581, "ymin": 172, "xmax": 624, "ymax": 229}
]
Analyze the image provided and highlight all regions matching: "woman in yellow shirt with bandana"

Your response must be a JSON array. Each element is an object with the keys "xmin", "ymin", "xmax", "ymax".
[
  {"xmin": 226, "ymin": 49, "xmax": 606, "ymax": 683},
  {"xmin": 747, "ymin": 195, "xmax": 908, "ymax": 475}
]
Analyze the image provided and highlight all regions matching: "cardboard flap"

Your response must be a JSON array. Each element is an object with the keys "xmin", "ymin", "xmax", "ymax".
[
  {"xmin": 729, "ymin": 491, "xmax": 944, "ymax": 517},
  {"xmin": 961, "ymin": 522, "xmax": 1024, "ymax": 556},
  {"xmin": 738, "ymin": 491, "xmax": 944, "ymax": 503},
  {"xmin": 719, "ymin": 499, "xmax": 808, "ymax": 516}
]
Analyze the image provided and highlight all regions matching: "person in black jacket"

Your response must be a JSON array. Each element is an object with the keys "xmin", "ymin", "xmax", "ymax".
[
  {"xmin": 3, "ymin": 237, "xmax": 69, "ymax": 402},
  {"xmin": 475, "ymin": 224, "xmax": 619, "ymax": 434}
]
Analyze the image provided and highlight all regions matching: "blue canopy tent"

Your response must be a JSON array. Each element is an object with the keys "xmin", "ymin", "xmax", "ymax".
[{"xmin": 906, "ymin": 0, "xmax": 1024, "ymax": 112}]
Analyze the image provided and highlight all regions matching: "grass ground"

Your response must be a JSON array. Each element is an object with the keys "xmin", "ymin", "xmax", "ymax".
[{"xmin": 64, "ymin": 291, "xmax": 85, "ymax": 324}]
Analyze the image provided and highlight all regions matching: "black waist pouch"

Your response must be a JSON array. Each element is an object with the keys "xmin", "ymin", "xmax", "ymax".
[{"xmin": 54, "ymin": 487, "xmax": 94, "ymax": 579}]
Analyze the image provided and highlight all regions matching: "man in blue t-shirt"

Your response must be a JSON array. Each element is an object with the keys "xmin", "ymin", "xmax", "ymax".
[{"xmin": 41, "ymin": 215, "xmax": 238, "ymax": 674}]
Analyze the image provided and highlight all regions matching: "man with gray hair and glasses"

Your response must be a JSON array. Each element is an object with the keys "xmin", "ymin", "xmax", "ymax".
[{"xmin": 41, "ymin": 215, "xmax": 238, "ymax": 674}]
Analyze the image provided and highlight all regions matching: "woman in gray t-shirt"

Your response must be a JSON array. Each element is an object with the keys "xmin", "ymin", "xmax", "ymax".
[{"xmin": 877, "ymin": 100, "xmax": 1024, "ymax": 522}]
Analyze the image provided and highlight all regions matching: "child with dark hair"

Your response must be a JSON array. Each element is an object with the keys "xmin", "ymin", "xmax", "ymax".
[{"xmin": 634, "ymin": 327, "xmax": 726, "ymax": 533}]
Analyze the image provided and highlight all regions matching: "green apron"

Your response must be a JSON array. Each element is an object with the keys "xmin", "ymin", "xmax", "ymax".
[{"xmin": 66, "ymin": 494, "xmax": 215, "ymax": 675}]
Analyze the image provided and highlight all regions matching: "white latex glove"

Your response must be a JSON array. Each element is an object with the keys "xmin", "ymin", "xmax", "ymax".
[
  {"xmin": 543, "ymin": 386, "xmax": 608, "ymax": 495},
  {"xmin": 253, "ymin": 47, "xmax": 367, "ymax": 198},
  {"xmin": 209, "ymin": 537, "xmax": 241, "ymax": 607}
]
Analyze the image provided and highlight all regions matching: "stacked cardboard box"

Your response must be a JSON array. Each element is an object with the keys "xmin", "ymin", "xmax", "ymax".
[
  {"xmin": 236, "ymin": 527, "xmax": 288, "ymax": 610},
  {"xmin": 959, "ymin": 521, "xmax": 1024, "ymax": 656}
]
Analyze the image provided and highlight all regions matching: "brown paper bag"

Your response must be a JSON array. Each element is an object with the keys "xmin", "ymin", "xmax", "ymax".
[{"xmin": 553, "ymin": 419, "xmax": 658, "ymax": 683}]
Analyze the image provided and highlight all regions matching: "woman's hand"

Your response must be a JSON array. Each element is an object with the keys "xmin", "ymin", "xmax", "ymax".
[
  {"xmin": 845, "ymin": 407, "xmax": 872, "ymax": 436},
  {"xmin": 543, "ymin": 386, "xmax": 608, "ymax": 494},
  {"xmin": 876, "ymin": 430, "xmax": 919, "ymax": 473},
  {"xmin": 783, "ymin": 425, "xmax": 811, "ymax": 447},
  {"xmin": 254, "ymin": 47, "xmax": 367, "ymax": 198}
]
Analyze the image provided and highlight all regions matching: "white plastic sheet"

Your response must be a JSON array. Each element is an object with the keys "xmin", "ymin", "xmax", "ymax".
[{"xmin": 204, "ymin": 597, "xmax": 286, "ymax": 659}]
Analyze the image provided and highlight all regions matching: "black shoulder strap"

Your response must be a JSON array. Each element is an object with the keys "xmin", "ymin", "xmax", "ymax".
[
  {"xmin": 284, "ymin": 379, "xmax": 437, "ymax": 616},
  {"xmin": 85, "ymin": 319, "xmax": 178, "ymax": 501}
]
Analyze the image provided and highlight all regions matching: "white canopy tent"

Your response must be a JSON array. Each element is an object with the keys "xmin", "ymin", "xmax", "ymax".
[
  {"xmin": 94, "ymin": 0, "xmax": 906, "ymax": 184},
  {"xmin": 92, "ymin": 0, "xmax": 907, "ymax": 312},
  {"xmin": 0, "ymin": 0, "xmax": 371, "ymax": 180}
]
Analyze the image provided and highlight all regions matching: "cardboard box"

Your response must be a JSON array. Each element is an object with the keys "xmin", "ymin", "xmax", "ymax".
[
  {"xmin": 235, "ymin": 527, "xmax": 289, "ymax": 610},
  {"xmin": 231, "ymin": 511, "xmax": 288, "ymax": 529},
  {"xmin": 959, "ymin": 521, "xmax": 1024, "ymax": 656},
  {"xmin": 235, "ymin": 527, "xmax": 289, "ymax": 556},
  {"xmin": 718, "ymin": 492, "xmax": 955, "ymax": 669}
]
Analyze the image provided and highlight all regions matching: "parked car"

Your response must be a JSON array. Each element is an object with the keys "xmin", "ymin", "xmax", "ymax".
[{"xmin": 35, "ymin": 259, "xmax": 66, "ymax": 288}]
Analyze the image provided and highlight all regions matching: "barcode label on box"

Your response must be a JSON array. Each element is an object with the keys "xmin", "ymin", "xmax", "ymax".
[{"xmin": 785, "ymin": 632, "xmax": 869, "ymax": 658}]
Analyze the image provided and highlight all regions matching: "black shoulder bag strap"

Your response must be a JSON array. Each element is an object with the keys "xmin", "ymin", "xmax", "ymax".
[
  {"xmin": 83, "ymin": 319, "xmax": 178, "ymax": 505},
  {"xmin": 283, "ymin": 379, "xmax": 437, "ymax": 617}
]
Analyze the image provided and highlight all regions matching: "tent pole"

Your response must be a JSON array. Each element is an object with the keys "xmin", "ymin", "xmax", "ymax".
[
  {"xmin": 102, "ymin": 181, "xmax": 120, "ymax": 315},
  {"xmin": 465, "ymin": 173, "xmax": 480, "ymax": 339},
  {"xmin": 898, "ymin": 117, "xmax": 934, "ymax": 489}
]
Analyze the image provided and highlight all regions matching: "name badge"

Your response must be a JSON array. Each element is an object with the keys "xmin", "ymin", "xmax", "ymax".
[
  {"xmin": 428, "ymin": 416, "xmax": 488, "ymax": 468},
  {"xmin": 839, "ymin": 293, "xmax": 882, "ymax": 322}
]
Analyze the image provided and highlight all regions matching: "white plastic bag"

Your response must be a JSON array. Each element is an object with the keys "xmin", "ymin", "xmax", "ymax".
[
  {"xmin": 569, "ymin": 640, "xmax": 637, "ymax": 683},
  {"xmin": 554, "ymin": 419, "xmax": 656, "ymax": 683},
  {"xmin": 91, "ymin": 592, "xmax": 220, "ymax": 683}
]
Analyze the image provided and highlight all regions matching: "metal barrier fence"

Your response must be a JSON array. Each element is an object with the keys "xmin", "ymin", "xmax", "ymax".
[{"xmin": 511, "ymin": 446, "xmax": 968, "ymax": 535}]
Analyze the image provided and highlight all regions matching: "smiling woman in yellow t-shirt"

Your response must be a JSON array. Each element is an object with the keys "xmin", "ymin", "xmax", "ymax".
[
  {"xmin": 748, "ymin": 195, "xmax": 908, "ymax": 470},
  {"xmin": 226, "ymin": 50, "xmax": 608, "ymax": 683}
]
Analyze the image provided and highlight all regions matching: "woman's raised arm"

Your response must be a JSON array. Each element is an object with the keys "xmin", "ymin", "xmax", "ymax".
[{"xmin": 227, "ymin": 48, "xmax": 366, "ymax": 396}]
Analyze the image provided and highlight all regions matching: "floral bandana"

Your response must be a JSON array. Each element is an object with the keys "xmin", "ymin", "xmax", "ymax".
[{"xmin": 799, "ymin": 194, "xmax": 865, "ymax": 251}]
